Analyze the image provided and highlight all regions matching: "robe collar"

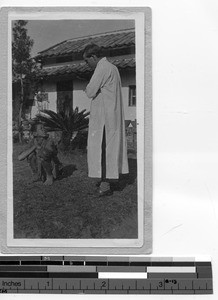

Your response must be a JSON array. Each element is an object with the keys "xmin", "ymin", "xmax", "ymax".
[{"xmin": 97, "ymin": 57, "xmax": 107, "ymax": 66}]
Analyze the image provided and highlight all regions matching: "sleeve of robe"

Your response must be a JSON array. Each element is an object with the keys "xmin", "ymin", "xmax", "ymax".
[{"xmin": 85, "ymin": 63, "xmax": 107, "ymax": 99}]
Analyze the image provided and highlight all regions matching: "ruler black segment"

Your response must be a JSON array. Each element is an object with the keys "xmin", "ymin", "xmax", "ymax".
[
  {"xmin": 41, "ymin": 261, "xmax": 63, "ymax": 265},
  {"xmin": 0, "ymin": 266, "xmax": 47, "ymax": 272},
  {"xmin": 195, "ymin": 262, "xmax": 212, "ymax": 266},
  {"xmin": 151, "ymin": 262, "xmax": 173, "ymax": 266},
  {"xmin": 148, "ymin": 273, "xmax": 197, "ymax": 279},
  {"xmin": 0, "ymin": 272, "xmax": 98, "ymax": 278},
  {"xmin": 64, "ymin": 261, "xmax": 84, "ymax": 266},
  {"xmin": 21, "ymin": 257, "xmax": 41, "ymax": 261},
  {"xmin": 49, "ymin": 273, "xmax": 98, "ymax": 278},
  {"xmin": 86, "ymin": 261, "xmax": 107, "ymax": 266},
  {"xmin": 171, "ymin": 262, "xmax": 195, "ymax": 266},
  {"xmin": 21, "ymin": 261, "xmax": 41, "ymax": 265},
  {"xmin": 0, "ymin": 257, "xmax": 20, "ymax": 261},
  {"xmin": 196, "ymin": 266, "xmax": 212, "ymax": 273},
  {"xmin": 130, "ymin": 262, "xmax": 152, "ymax": 266},
  {"xmin": 0, "ymin": 261, "xmax": 20, "ymax": 265},
  {"xmin": 108, "ymin": 262, "xmax": 129, "ymax": 266},
  {"xmin": 0, "ymin": 272, "xmax": 49, "ymax": 278},
  {"xmin": 47, "ymin": 266, "xmax": 96, "ymax": 273}
]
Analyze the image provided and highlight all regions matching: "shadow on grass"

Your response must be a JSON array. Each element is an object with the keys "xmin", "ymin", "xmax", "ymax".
[
  {"xmin": 111, "ymin": 158, "xmax": 137, "ymax": 192},
  {"xmin": 57, "ymin": 164, "xmax": 77, "ymax": 180}
]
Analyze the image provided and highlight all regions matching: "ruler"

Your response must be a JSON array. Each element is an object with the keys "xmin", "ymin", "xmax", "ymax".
[{"xmin": 0, "ymin": 256, "xmax": 213, "ymax": 294}]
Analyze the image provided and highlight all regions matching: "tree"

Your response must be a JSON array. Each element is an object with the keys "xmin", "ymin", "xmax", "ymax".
[{"xmin": 12, "ymin": 20, "xmax": 36, "ymax": 142}]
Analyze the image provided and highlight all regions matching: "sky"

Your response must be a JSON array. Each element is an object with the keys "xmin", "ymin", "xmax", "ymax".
[{"xmin": 21, "ymin": 19, "xmax": 135, "ymax": 57}]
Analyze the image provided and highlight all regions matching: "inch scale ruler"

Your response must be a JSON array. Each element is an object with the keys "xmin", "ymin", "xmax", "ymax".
[{"xmin": 0, "ymin": 256, "xmax": 213, "ymax": 294}]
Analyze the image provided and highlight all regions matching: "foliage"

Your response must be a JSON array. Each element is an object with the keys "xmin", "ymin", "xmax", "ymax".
[
  {"xmin": 12, "ymin": 20, "xmax": 34, "ymax": 79},
  {"xmin": 12, "ymin": 20, "xmax": 42, "ymax": 143},
  {"xmin": 34, "ymin": 108, "xmax": 90, "ymax": 150}
]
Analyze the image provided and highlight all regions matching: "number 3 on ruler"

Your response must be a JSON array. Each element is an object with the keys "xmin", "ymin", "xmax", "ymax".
[{"xmin": 159, "ymin": 281, "xmax": 163, "ymax": 288}]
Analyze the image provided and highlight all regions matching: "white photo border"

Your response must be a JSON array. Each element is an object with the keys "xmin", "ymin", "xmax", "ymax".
[{"xmin": 0, "ymin": 6, "xmax": 152, "ymax": 254}]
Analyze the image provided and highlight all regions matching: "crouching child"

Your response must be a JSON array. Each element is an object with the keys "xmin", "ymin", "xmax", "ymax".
[{"xmin": 18, "ymin": 123, "xmax": 62, "ymax": 185}]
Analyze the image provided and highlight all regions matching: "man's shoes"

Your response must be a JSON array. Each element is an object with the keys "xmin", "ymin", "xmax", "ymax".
[
  {"xmin": 89, "ymin": 188, "xmax": 113, "ymax": 197},
  {"xmin": 98, "ymin": 181, "xmax": 112, "ymax": 197},
  {"xmin": 98, "ymin": 189, "xmax": 113, "ymax": 197}
]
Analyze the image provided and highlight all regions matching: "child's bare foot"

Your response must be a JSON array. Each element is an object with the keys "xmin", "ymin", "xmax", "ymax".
[{"xmin": 44, "ymin": 175, "xmax": 53, "ymax": 185}]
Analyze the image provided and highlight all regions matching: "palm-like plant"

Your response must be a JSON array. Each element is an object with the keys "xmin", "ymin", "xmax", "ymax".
[{"xmin": 34, "ymin": 107, "xmax": 89, "ymax": 149}]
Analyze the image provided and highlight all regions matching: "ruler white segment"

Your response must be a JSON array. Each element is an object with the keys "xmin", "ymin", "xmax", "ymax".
[
  {"xmin": 195, "ymin": 256, "xmax": 211, "ymax": 262},
  {"xmin": 148, "ymin": 257, "xmax": 173, "ymax": 262},
  {"xmin": 147, "ymin": 267, "xmax": 196, "ymax": 273},
  {"xmin": 172, "ymin": 257, "xmax": 195, "ymax": 262},
  {"xmin": 99, "ymin": 272, "xmax": 148, "ymax": 279},
  {"xmin": 47, "ymin": 266, "xmax": 96, "ymax": 272}
]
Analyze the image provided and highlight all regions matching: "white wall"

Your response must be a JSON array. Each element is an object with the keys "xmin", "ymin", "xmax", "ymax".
[
  {"xmin": 73, "ymin": 79, "xmax": 91, "ymax": 112},
  {"xmin": 43, "ymin": 81, "xmax": 57, "ymax": 112},
  {"xmin": 121, "ymin": 71, "xmax": 136, "ymax": 121},
  {"xmin": 73, "ymin": 72, "xmax": 136, "ymax": 120}
]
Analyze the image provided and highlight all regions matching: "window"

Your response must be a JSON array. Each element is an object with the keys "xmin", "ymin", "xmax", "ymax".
[
  {"xmin": 35, "ymin": 92, "xmax": 49, "ymax": 112},
  {"xmin": 56, "ymin": 80, "xmax": 73, "ymax": 114},
  {"xmin": 129, "ymin": 85, "xmax": 136, "ymax": 107}
]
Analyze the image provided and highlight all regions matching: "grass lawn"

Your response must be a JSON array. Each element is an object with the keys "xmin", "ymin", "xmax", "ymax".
[{"xmin": 13, "ymin": 143, "xmax": 138, "ymax": 239}]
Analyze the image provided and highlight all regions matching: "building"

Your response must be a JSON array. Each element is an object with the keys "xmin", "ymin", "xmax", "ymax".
[{"xmin": 30, "ymin": 28, "xmax": 136, "ymax": 121}]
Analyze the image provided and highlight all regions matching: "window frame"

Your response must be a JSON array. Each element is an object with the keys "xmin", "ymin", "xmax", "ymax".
[{"xmin": 128, "ymin": 85, "xmax": 136, "ymax": 107}]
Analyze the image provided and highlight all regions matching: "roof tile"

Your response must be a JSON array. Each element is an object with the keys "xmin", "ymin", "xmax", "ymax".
[
  {"xmin": 38, "ymin": 29, "xmax": 135, "ymax": 58},
  {"xmin": 40, "ymin": 57, "xmax": 135, "ymax": 78}
]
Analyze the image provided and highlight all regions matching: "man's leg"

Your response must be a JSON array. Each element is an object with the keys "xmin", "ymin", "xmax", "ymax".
[{"xmin": 99, "ymin": 127, "xmax": 112, "ymax": 195}]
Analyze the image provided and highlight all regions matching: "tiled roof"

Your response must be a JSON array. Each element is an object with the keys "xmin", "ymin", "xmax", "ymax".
[
  {"xmin": 37, "ymin": 29, "xmax": 135, "ymax": 59},
  {"xmin": 40, "ymin": 56, "xmax": 135, "ymax": 78}
]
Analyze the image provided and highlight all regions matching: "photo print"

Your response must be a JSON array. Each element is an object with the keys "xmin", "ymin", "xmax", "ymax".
[{"xmin": 0, "ymin": 7, "xmax": 152, "ymax": 254}]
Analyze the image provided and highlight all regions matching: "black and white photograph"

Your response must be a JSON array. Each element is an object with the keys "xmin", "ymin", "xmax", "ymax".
[{"xmin": 3, "ymin": 8, "xmax": 151, "ymax": 251}]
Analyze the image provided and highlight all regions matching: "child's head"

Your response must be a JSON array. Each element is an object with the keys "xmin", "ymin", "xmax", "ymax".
[{"xmin": 31, "ymin": 123, "xmax": 49, "ymax": 138}]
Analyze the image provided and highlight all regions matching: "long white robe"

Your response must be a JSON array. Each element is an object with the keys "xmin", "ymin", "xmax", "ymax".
[{"xmin": 85, "ymin": 57, "xmax": 129, "ymax": 179}]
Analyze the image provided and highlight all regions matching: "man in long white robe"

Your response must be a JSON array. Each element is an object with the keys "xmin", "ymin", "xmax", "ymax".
[{"xmin": 83, "ymin": 44, "xmax": 129, "ymax": 196}]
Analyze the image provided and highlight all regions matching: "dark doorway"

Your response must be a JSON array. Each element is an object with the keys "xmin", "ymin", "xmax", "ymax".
[{"xmin": 57, "ymin": 80, "xmax": 73, "ymax": 116}]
